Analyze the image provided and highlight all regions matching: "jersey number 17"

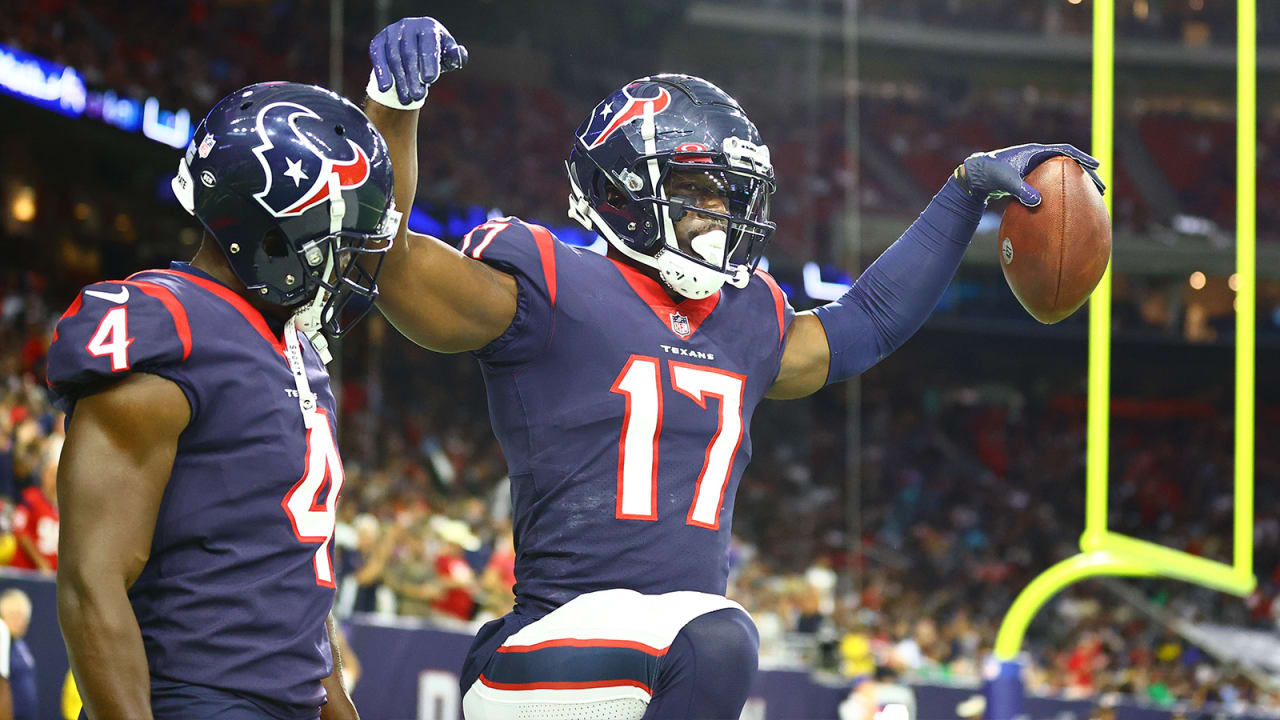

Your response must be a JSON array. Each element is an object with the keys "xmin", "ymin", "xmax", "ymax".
[{"xmin": 611, "ymin": 355, "xmax": 745, "ymax": 531}]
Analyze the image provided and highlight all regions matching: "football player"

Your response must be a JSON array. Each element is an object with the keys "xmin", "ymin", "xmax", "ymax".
[
  {"xmin": 51, "ymin": 82, "xmax": 398, "ymax": 720},
  {"xmin": 362, "ymin": 17, "xmax": 1103, "ymax": 720}
]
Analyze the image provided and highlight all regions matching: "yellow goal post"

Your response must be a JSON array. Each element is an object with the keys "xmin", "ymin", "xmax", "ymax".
[{"xmin": 992, "ymin": 0, "xmax": 1257, "ymax": 665}]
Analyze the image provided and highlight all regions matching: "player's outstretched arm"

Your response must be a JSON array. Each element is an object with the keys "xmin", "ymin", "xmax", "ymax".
[
  {"xmin": 767, "ymin": 144, "xmax": 1101, "ymax": 399},
  {"xmin": 57, "ymin": 373, "xmax": 190, "ymax": 720},
  {"xmin": 363, "ymin": 18, "xmax": 518, "ymax": 353}
]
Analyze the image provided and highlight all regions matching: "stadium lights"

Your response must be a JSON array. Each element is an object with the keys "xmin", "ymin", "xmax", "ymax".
[
  {"xmin": 142, "ymin": 97, "xmax": 192, "ymax": 149},
  {"xmin": 1229, "ymin": 272, "xmax": 1239, "ymax": 291},
  {"xmin": 802, "ymin": 262, "xmax": 853, "ymax": 301},
  {"xmin": 10, "ymin": 186, "xmax": 35, "ymax": 223},
  {"xmin": 1189, "ymin": 270, "xmax": 1207, "ymax": 290},
  {"xmin": 0, "ymin": 42, "xmax": 192, "ymax": 149}
]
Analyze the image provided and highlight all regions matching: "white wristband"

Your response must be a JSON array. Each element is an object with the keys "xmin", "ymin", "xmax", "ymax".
[{"xmin": 365, "ymin": 70, "xmax": 427, "ymax": 110}]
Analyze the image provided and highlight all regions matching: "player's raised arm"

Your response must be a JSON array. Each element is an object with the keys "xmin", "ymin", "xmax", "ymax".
[
  {"xmin": 57, "ymin": 372, "xmax": 190, "ymax": 720},
  {"xmin": 362, "ymin": 18, "xmax": 519, "ymax": 353},
  {"xmin": 767, "ymin": 144, "xmax": 1103, "ymax": 399}
]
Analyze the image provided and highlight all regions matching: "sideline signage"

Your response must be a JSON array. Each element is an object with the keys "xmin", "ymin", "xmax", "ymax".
[{"xmin": 0, "ymin": 42, "xmax": 191, "ymax": 148}]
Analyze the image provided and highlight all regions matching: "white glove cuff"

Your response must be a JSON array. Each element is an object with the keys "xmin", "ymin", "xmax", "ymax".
[{"xmin": 365, "ymin": 70, "xmax": 427, "ymax": 110}]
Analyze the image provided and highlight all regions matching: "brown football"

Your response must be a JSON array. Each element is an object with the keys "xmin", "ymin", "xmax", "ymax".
[{"xmin": 997, "ymin": 156, "xmax": 1112, "ymax": 324}]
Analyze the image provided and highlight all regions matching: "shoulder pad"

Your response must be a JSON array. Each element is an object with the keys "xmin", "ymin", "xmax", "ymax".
[
  {"xmin": 752, "ymin": 268, "xmax": 793, "ymax": 347},
  {"xmin": 47, "ymin": 280, "xmax": 192, "ymax": 407},
  {"xmin": 460, "ymin": 218, "xmax": 559, "ymax": 307}
]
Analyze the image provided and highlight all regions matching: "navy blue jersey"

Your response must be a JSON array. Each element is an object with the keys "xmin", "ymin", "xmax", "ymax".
[
  {"xmin": 463, "ymin": 219, "xmax": 795, "ymax": 618},
  {"xmin": 47, "ymin": 262, "xmax": 341, "ymax": 714}
]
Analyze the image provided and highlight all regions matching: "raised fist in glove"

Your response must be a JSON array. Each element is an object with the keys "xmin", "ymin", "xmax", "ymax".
[
  {"xmin": 368, "ymin": 17, "xmax": 468, "ymax": 110},
  {"xmin": 954, "ymin": 143, "xmax": 1105, "ymax": 207}
]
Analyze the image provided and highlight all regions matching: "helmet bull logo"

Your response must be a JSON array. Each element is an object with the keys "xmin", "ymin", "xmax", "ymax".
[
  {"xmin": 251, "ymin": 101, "xmax": 371, "ymax": 217},
  {"xmin": 582, "ymin": 84, "xmax": 672, "ymax": 150}
]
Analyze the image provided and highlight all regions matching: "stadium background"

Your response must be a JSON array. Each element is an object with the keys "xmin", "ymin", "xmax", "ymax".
[{"xmin": 3, "ymin": 0, "xmax": 1280, "ymax": 718}]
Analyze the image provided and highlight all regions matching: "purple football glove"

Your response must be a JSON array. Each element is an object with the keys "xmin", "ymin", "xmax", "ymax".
[
  {"xmin": 369, "ymin": 17, "xmax": 467, "ymax": 107},
  {"xmin": 956, "ymin": 143, "xmax": 1105, "ymax": 207}
]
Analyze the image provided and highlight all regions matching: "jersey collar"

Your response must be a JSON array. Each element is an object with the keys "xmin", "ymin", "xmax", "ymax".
[
  {"xmin": 138, "ymin": 262, "xmax": 288, "ymax": 354},
  {"xmin": 607, "ymin": 257, "xmax": 720, "ymax": 340}
]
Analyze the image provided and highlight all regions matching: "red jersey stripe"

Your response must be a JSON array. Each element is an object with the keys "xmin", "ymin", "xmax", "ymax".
[
  {"xmin": 138, "ymin": 269, "xmax": 286, "ymax": 355},
  {"xmin": 753, "ymin": 268, "xmax": 786, "ymax": 346},
  {"xmin": 496, "ymin": 637, "xmax": 670, "ymax": 656},
  {"xmin": 123, "ymin": 280, "xmax": 193, "ymax": 361},
  {"xmin": 51, "ymin": 293, "xmax": 83, "ymax": 345},
  {"xmin": 524, "ymin": 223, "xmax": 559, "ymax": 307}
]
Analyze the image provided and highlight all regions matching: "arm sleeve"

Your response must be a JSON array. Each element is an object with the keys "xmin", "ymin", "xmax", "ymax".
[
  {"xmin": 462, "ymin": 218, "xmax": 559, "ymax": 367},
  {"xmin": 46, "ymin": 281, "xmax": 194, "ymax": 413},
  {"xmin": 812, "ymin": 178, "xmax": 984, "ymax": 384}
]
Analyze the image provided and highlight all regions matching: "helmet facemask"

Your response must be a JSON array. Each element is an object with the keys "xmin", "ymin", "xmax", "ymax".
[
  {"xmin": 569, "ymin": 136, "xmax": 776, "ymax": 300},
  {"xmin": 648, "ymin": 159, "xmax": 774, "ymax": 298},
  {"xmin": 291, "ymin": 175, "xmax": 400, "ymax": 361}
]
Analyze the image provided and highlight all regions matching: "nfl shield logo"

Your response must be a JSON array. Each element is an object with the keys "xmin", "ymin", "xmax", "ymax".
[{"xmin": 669, "ymin": 312, "xmax": 691, "ymax": 337}]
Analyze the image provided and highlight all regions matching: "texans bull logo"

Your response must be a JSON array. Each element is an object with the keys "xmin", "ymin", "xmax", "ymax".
[
  {"xmin": 252, "ymin": 101, "xmax": 371, "ymax": 217},
  {"xmin": 581, "ymin": 83, "xmax": 672, "ymax": 150}
]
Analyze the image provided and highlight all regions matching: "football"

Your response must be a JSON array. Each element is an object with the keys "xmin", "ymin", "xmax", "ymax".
[{"xmin": 997, "ymin": 157, "xmax": 1112, "ymax": 324}]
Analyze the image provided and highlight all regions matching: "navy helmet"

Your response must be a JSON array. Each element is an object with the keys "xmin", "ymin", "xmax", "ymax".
[
  {"xmin": 172, "ymin": 81, "xmax": 398, "ymax": 339},
  {"xmin": 567, "ymin": 74, "xmax": 775, "ymax": 299}
]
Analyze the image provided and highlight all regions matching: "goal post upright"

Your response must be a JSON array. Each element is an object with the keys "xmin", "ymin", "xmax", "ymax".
[
  {"xmin": 1083, "ymin": 0, "xmax": 1115, "ymax": 556},
  {"xmin": 985, "ymin": 2, "xmax": 1257, "ymax": 717},
  {"xmin": 1234, "ymin": 0, "xmax": 1257, "ymax": 583}
]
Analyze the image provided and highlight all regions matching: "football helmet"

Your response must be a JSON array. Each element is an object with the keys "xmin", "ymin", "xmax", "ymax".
[
  {"xmin": 567, "ymin": 74, "xmax": 776, "ymax": 299},
  {"xmin": 171, "ymin": 81, "xmax": 399, "ymax": 344}
]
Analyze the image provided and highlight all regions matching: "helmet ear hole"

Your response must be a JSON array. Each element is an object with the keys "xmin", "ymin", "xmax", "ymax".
[
  {"xmin": 262, "ymin": 230, "xmax": 290, "ymax": 258},
  {"xmin": 595, "ymin": 171, "xmax": 621, "ymax": 206},
  {"xmin": 605, "ymin": 186, "xmax": 627, "ymax": 208}
]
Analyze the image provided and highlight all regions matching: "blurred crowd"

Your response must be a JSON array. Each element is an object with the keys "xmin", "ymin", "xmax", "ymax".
[
  {"xmin": 5, "ymin": 0, "xmax": 1280, "ymax": 716},
  {"xmin": 0, "ymin": 274, "xmax": 62, "ymax": 578},
  {"xmin": 793, "ymin": 0, "xmax": 1280, "ymax": 46},
  {"xmin": 5, "ymin": 251, "xmax": 1280, "ymax": 717},
  {"xmin": 7, "ymin": 0, "xmax": 1280, "ymax": 259},
  {"xmin": 739, "ymin": 363, "xmax": 1280, "ymax": 710}
]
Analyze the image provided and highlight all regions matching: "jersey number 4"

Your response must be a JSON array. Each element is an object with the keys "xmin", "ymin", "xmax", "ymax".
[
  {"xmin": 282, "ymin": 411, "xmax": 345, "ymax": 587},
  {"xmin": 86, "ymin": 306, "xmax": 133, "ymax": 371},
  {"xmin": 610, "ymin": 355, "xmax": 745, "ymax": 530}
]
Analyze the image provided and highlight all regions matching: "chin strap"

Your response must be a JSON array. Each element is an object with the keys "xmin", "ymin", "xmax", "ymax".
[
  {"xmin": 292, "ymin": 172, "xmax": 345, "ymax": 364},
  {"xmin": 283, "ymin": 315, "xmax": 320, "ymax": 426},
  {"xmin": 293, "ymin": 252, "xmax": 334, "ymax": 364}
]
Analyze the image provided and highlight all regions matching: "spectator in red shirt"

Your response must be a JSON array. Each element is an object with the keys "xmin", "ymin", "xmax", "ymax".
[
  {"xmin": 477, "ymin": 522, "xmax": 516, "ymax": 620},
  {"xmin": 428, "ymin": 516, "xmax": 478, "ymax": 621},
  {"xmin": 10, "ymin": 436, "xmax": 59, "ymax": 573}
]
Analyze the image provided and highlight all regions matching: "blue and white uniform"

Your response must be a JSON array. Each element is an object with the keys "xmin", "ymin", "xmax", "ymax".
[{"xmin": 456, "ymin": 220, "xmax": 794, "ymax": 717}]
